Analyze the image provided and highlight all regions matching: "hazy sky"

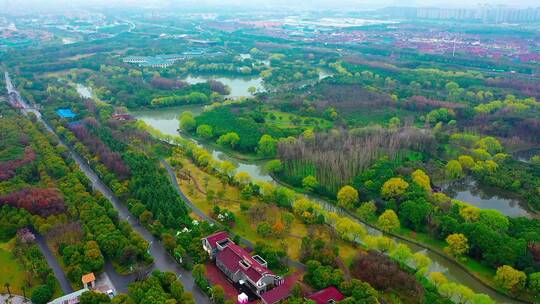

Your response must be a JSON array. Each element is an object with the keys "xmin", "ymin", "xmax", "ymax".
[{"xmin": 2, "ymin": 0, "xmax": 539, "ymax": 13}]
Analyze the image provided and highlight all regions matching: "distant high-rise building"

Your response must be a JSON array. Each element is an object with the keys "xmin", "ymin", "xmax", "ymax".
[{"xmin": 380, "ymin": 5, "xmax": 540, "ymax": 23}]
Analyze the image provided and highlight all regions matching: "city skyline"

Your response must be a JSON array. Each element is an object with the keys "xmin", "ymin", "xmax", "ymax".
[{"xmin": 1, "ymin": 0, "xmax": 540, "ymax": 13}]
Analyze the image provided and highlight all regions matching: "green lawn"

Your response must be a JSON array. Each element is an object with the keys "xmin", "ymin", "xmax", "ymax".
[
  {"xmin": 265, "ymin": 110, "xmax": 333, "ymax": 130},
  {"xmin": 175, "ymin": 159, "xmax": 359, "ymax": 266},
  {"xmin": 0, "ymin": 240, "xmax": 42, "ymax": 297}
]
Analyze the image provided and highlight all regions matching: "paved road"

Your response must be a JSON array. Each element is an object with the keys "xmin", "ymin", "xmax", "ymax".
[
  {"xmin": 4, "ymin": 72, "xmax": 209, "ymax": 303},
  {"xmin": 34, "ymin": 234, "xmax": 73, "ymax": 294},
  {"xmin": 66, "ymin": 147, "xmax": 209, "ymax": 303}
]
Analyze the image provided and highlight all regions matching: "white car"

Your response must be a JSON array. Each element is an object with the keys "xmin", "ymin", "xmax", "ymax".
[{"xmin": 107, "ymin": 290, "xmax": 115, "ymax": 298}]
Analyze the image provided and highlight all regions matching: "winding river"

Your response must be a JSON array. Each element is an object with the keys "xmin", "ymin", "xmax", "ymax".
[{"xmin": 129, "ymin": 105, "xmax": 524, "ymax": 304}]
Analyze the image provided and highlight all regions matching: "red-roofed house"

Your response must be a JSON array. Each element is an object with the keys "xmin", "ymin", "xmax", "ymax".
[
  {"xmin": 307, "ymin": 286, "xmax": 345, "ymax": 304},
  {"xmin": 260, "ymin": 284, "xmax": 291, "ymax": 304},
  {"xmin": 202, "ymin": 232, "xmax": 288, "ymax": 303},
  {"xmin": 202, "ymin": 231, "xmax": 231, "ymax": 257}
]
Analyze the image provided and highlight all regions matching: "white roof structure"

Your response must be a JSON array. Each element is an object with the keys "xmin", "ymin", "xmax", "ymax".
[
  {"xmin": 238, "ymin": 293, "xmax": 249, "ymax": 304},
  {"xmin": 47, "ymin": 288, "xmax": 89, "ymax": 304}
]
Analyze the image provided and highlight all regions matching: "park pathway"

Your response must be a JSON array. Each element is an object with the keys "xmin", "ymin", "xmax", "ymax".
[{"xmin": 34, "ymin": 234, "xmax": 73, "ymax": 294}]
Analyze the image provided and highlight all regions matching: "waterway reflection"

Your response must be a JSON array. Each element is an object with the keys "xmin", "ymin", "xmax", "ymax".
[{"xmin": 443, "ymin": 178, "xmax": 533, "ymax": 218}]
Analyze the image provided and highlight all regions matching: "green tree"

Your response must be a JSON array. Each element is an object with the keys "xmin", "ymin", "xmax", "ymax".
[
  {"xmin": 302, "ymin": 129, "xmax": 315, "ymax": 141},
  {"xmin": 256, "ymin": 222, "xmax": 272, "ymax": 237},
  {"xmin": 356, "ymin": 201, "xmax": 377, "ymax": 222},
  {"xmin": 211, "ymin": 285, "xmax": 225, "ymax": 304},
  {"xmin": 377, "ymin": 210, "xmax": 400, "ymax": 232},
  {"xmin": 337, "ymin": 185, "xmax": 359, "ymax": 209},
  {"xmin": 179, "ymin": 112, "xmax": 196, "ymax": 131},
  {"xmin": 479, "ymin": 209, "xmax": 509, "ymax": 232},
  {"xmin": 170, "ymin": 280, "xmax": 185, "ymax": 301},
  {"xmin": 31, "ymin": 285, "xmax": 53, "ymax": 304},
  {"xmin": 302, "ymin": 175, "xmax": 319, "ymax": 191},
  {"xmin": 258, "ymin": 134, "xmax": 278, "ymax": 157},
  {"xmin": 216, "ymin": 132, "xmax": 240, "ymax": 149},
  {"xmin": 528, "ymin": 272, "xmax": 540, "ymax": 293},
  {"xmin": 247, "ymin": 86, "xmax": 257, "ymax": 95},
  {"xmin": 339, "ymin": 279, "xmax": 378, "ymax": 303},
  {"xmin": 389, "ymin": 243, "xmax": 413, "ymax": 264},
  {"xmin": 192, "ymin": 264, "xmax": 208, "ymax": 290},
  {"xmin": 196, "ymin": 124, "xmax": 213, "ymax": 139},
  {"xmin": 264, "ymin": 159, "xmax": 282, "ymax": 173},
  {"xmin": 305, "ymin": 260, "xmax": 344, "ymax": 290},
  {"xmin": 80, "ymin": 291, "xmax": 112, "ymax": 304},
  {"xmin": 399, "ymin": 200, "xmax": 432, "ymax": 231},
  {"xmin": 476, "ymin": 137, "xmax": 502, "ymax": 154},
  {"xmin": 445, "ymin": 160, "xmax": 463, "ymax": 179},
  {"xmin": 388, "ymin": 117, "xmax": 401, "ymax": 129}
]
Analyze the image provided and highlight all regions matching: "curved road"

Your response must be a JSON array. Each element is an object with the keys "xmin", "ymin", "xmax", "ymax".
[
  {"xmin": 34, "ymin": 234, "xmax": 73, "ymax": 294},
  {"xmin": 4, "ymin": 72, "xmax": 209, "ymax": 303}
]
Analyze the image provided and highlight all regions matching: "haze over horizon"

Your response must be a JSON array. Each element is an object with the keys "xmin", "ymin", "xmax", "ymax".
[{"xmin": 1, "ymin": 0, "xmax": 539, "ymax": 13}]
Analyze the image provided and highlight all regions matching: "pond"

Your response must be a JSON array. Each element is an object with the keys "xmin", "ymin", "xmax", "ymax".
[
  {"xmin": 128, "ymin": 105, "xmax": 521, "ymax": 303},
  {"xmin": 443, "ymin": 178, "xmax": 535, "ymax": 218},
  {"xmin": 183, "ymin": 76, "xmax": 264, "ymax": 98}
]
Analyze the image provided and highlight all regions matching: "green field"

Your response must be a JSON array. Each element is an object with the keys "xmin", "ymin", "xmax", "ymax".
[
  {"xmin": 265, "ymin": 110, "xmax": 333, "ymax": 130},
  {"xmin": 0, "ymin": 240, "xmax": 62, "ymax": 298},
  {"xmin": 0, "ymin": 240, "xmax": 34, "ymax": 296}
]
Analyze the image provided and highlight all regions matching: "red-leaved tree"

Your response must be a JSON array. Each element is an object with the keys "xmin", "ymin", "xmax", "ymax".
[{"xmin": 0, "ymin": 188, "xmax": 66, "ymax": 216}]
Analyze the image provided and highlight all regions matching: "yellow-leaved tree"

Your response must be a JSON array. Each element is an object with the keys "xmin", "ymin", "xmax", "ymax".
[
  {"xmin": 337, "ymin": 185, "xmax": 359, "ymax": 209},
  {"xmin": 411, "ymin": 169, "xmax": 431, "ymax": 192},
  {"xmin": 381, "ymin": 177, "xmax": 409, "ymax": 200},
  {"xmin": 377, "ymin": 209, "xmax": 400, "ymax": 232},
  {"xmin": 444, "ymin": 233, "xmax": 469, "ymax": 258},
  {"xmin": 494, "ymin": 265, "xmax": 526, "ymax": 291}
]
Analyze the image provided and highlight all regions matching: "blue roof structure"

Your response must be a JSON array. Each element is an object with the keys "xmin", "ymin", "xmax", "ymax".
[{"xmin": 57, "ymin": 108, "xmax": 76, "ymax": 119}]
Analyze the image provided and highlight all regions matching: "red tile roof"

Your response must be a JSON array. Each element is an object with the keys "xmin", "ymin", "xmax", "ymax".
[
  {"xmin": 260, "ymin": 284, "xmax": 290, "ymax": 304},
  {"xmin": 307, "ymin": 286, "xmax": 345, "ymax": 304},
  {"xmin": 204, "ymin": 231, "xmax": 230, "ymax": 250},
  {"xmin": 216, "ymin": 242, "xmax": 273, "ymax": 283}
]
